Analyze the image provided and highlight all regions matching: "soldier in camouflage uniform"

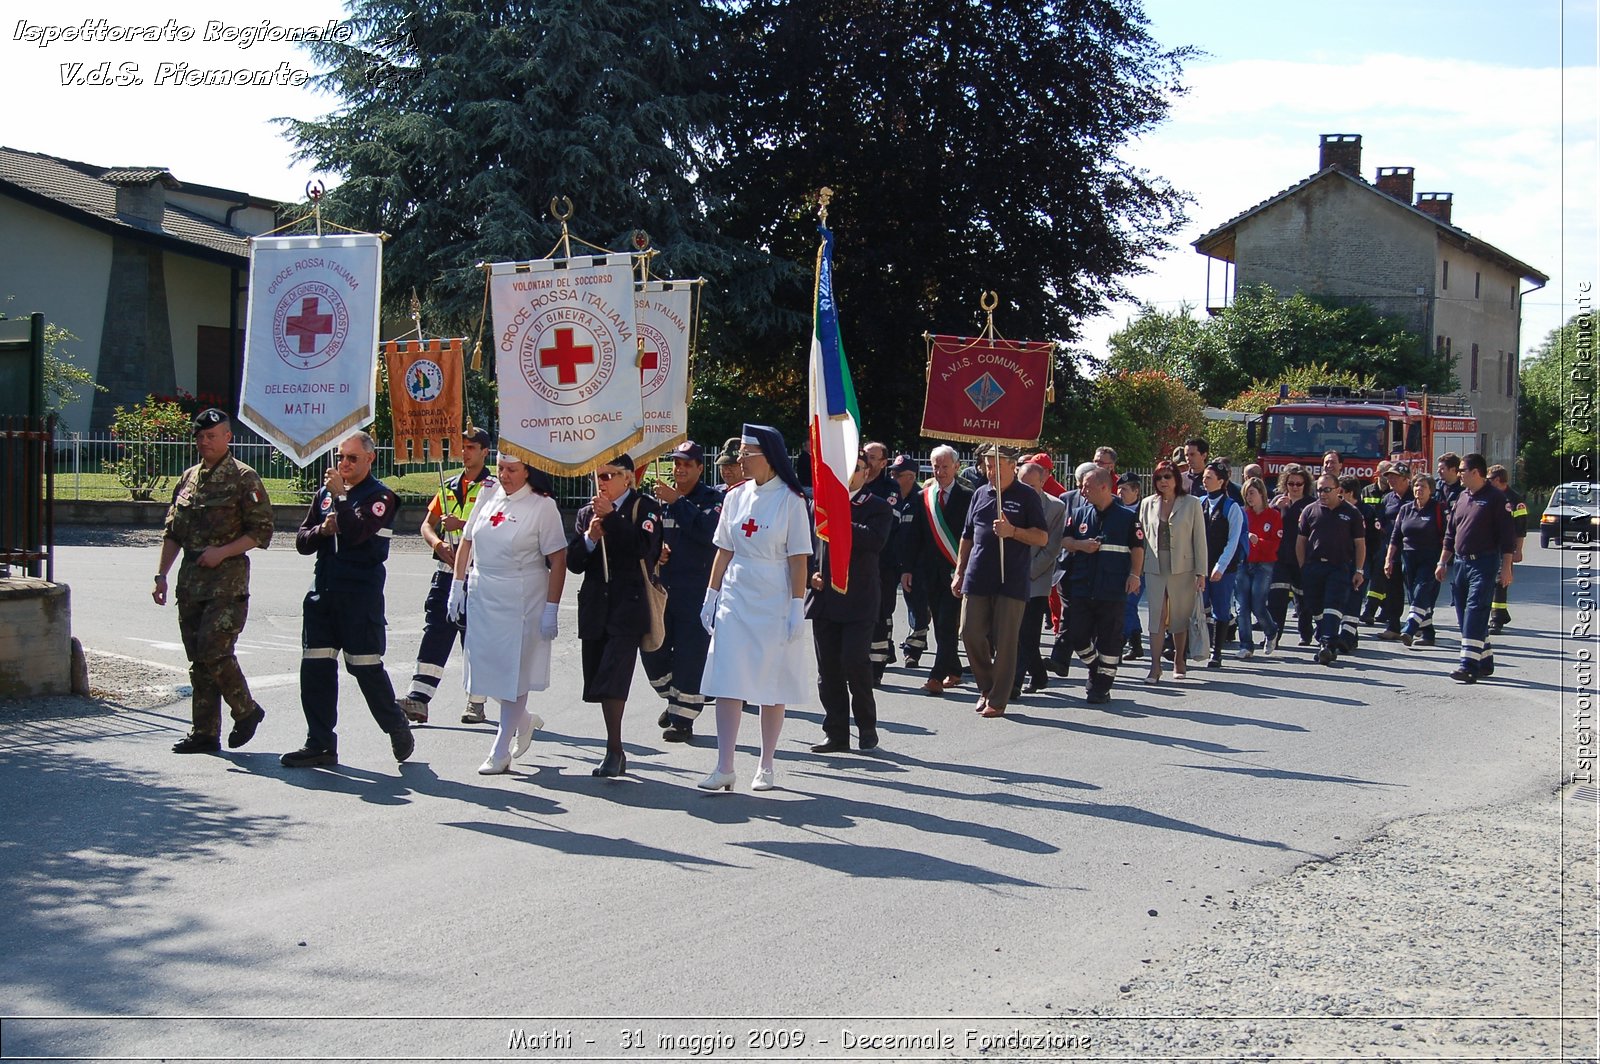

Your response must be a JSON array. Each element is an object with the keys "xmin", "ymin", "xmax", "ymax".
[{"xmin": 153, "ymin": 409, "xmax": 275, "ymax": 753}]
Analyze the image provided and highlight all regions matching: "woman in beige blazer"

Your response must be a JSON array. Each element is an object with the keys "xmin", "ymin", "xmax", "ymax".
[{"xmin": 1138, "ymin": 459, "xmax": 1208, "ymax": 682}]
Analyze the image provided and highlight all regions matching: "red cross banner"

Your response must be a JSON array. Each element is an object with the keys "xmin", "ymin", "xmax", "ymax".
[
  {"xmin": 239, "ymin": 233, "xmax": 383, "ymax": 466},
  {"xmin": 384, "ymin": 338, "xmax": 464, "ymax": 466},
  {"xmin": 919, "ymin": 333, "xmax": 1054, "ymax": 447},
  {"xmin": 489, "ymin": 253, "xmax": 643, "ymax": 475},
  {"xmin": 628, "ymin": 279, "xmax": 694, "ymax": 466}
]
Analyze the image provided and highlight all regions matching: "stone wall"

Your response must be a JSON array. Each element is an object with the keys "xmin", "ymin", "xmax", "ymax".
[{"xmin": 0, "ymin": 579, "xmax": 73, "ymax": 698}]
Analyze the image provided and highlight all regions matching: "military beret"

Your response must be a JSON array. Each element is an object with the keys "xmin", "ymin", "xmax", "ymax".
[{"xmin": 192, "ymin": 408, "xmax": 229, "ymax": 435}]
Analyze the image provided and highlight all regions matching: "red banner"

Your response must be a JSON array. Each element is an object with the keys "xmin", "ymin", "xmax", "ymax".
[{"xmin": 920, "ymin": 334, "xmax": 1052, "ymax": 446}]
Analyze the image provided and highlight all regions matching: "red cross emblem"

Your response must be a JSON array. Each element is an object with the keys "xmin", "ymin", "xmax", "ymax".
[
  {"xmin": 639, "ymin": 343, "xmax": 658, "ymax": 383},
  {"xmin": 285, "ymin": 297, "xmax": 333, "ymax": 354},
  {"xmin": 539, "ymin": 327, "xmax": 595, "ymax": 385},
  {"xmin": 490, "ymin": 511, "xmax": 506, "ymax": 527},
  {"xmin": 741, "ymin": 518, "xmax": 759, "ymax": 537}
]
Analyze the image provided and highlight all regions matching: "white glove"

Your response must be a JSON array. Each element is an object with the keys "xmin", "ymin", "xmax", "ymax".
[
  {"xmin": 539, "ymin": 601, "xmax": 559, "ymax": 641},
  {"xmin": 446, "ymin": 578, "xmax": 467, "ymax": 623},
  {"xmin": 700, "ymin": 587, "xmax": 720, "ymax": 634},
  {"xmin": 787, "ymin": 597, "xmax": 805, "ymax": 641}
]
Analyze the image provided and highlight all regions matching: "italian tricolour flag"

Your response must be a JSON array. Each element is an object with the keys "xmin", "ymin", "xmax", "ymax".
[{"xmin": 809, "ymin": 225, "xmax": 860, "ymax": 594}]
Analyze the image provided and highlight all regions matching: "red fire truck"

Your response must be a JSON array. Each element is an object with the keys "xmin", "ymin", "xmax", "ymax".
[{"xmin": 1244, "ymin": 387, "xmax": 1477, "ymax": 482}]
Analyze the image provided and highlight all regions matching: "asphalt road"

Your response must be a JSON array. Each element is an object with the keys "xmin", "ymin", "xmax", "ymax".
[{"xmin": 0, "ymin": 529, "xmax": 1582, "ymax": 1061}]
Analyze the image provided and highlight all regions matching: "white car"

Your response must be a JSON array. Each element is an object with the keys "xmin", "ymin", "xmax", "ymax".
[{"xmin": 1539, "ymin": 482, "xmax": 1600, "ymax": 548}]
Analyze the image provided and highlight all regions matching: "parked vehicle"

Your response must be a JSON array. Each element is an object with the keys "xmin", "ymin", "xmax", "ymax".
[{"xmin": 1540, "ymin": 482, "xmax": 1600, "ymax": 548}]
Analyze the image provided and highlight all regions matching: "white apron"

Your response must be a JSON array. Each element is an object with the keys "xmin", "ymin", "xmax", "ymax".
[
  {"xmin": 700, "ymin": 476, "xmax": 812, "ymax": 705},
  {"xmin": 462, "ymin": 483, "xmax": 567, "ymax": 701}
]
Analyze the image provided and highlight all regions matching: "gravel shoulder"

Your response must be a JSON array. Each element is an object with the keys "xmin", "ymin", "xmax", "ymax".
[{"xmin": 1073, "ymin": 788, "xmax": 1598, "ymax": 1061}]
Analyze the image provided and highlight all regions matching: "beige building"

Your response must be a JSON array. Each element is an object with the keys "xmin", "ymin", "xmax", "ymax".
[
  {"xmin": 1192, "ymin": 133, "xmax": 1547, "ymax": 468},
  {"xmin": 0, "ymin": 146, "xmax": 280, "ymax": 431}
]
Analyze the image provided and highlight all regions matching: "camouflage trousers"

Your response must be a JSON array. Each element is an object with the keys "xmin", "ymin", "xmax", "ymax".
[{"xmin": 177, "ymin": 594, "xmax": 256, "ymax": 737}]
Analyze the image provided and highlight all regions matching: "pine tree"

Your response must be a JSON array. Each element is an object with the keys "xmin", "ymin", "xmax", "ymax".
[{"xmin": 281, "ymin": 0, "xmax": 740, "ymax": 334}]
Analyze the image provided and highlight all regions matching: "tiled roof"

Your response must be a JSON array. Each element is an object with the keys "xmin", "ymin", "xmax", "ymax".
[
  {"xmin": 1193, "ymin": 166, "xmax": 1548, "ymax": 285},
  {"xmin": 0, "ymin": 146, "xmax": 263, "ymax": 263}
]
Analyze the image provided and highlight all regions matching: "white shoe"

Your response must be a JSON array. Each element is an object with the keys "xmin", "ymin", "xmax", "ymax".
[
  {"xmin": 1261, "ymin": 640, "xmax": 1275, "ymax": 658},
  {"xmin": 697, "ymin": 769, "xmax": 736, "ymax": 791},
  {"xmin": 1236, "ymin": 648, "xmax": 1254, "ymax": 660},
  {"xmin": 751, "ymin": 766, "xmax": 777, "ymax": 791},
  {"xmin": 477, "ymin": 754, "xmax": 511, "ymax": 775},
  {"xmin": 512, "ymin": 713, "xmax": 545, "ymax": 759}
]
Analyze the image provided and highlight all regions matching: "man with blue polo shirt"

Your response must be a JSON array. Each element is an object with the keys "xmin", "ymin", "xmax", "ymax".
[
  {"xmin": 1436, "ymin": 453, "xmax": 1516, "ymax": 683},
  {"xmin": 953, "ymin": 445, "xmax": 1048, "ymax": 718},
  {"xmin": 1062, "ymin": 467, "xmax": 1145, "ymax": 704}
]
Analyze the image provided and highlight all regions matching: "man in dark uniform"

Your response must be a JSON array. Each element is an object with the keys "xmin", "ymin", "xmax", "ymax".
[
  {"xmin": 1487, "ymin": 465, "xmax": 1527, "ymax": 634},
  {"xmin": 1296, "ymin": 472, "xmax": 1365, "ymax": 666},
  {"xmin": 1435, "ymin": 452, "xmax": 1466, "ymax": 611},
  {"xmin": 858, "ymin": 440, "xmax": 899, "ymax": 680},
  {"xmin": 904, "ymin": 444, "xmax": 973, "ymax": 694},
  {"xmin": 1359, "ymin": 461, "xmax": 1391, "ymax": 625},
  {"xmin": 155, "ymin": 408, "xmax": 274, "ymax": 753},
  {"xmin": 398, "ymin": 425, "xmax": 494, "ymax": 725},
  {"xmin": 1374, "ymin": 463, "xmax": 1414, "ymax": 640},
  {"xmin": 1061, "ymin": 467, "xmax": 1145, "ymax": 704},
  {"xmin": 808, "ymin": 454, "xmax": 896, "ymax": 753},
  {"xmin": 567, "ymin": 453, "xmax": 663, "ymax": 776},
  {"xmin": 1047, "ymin": 461, "xmax": 1098, "ymax": 676},
  {"xmin": 955, "ymin": 444, "xmax": 1048, "ymax": 717},
  {"xmin": 1436, "ymin": 453, "xmax": 1517, "ymax": 683},
  {"xmin": 1336, "ymin": 474, "xmax": 1378, "ymax": 653},
  {"xmin": 643, "ymin": 440, "xmax": 722, "ymax": 743},
  {"xmin": 890, "ymin": 454, "xmax": 930, "ymax": 669},
  {"xmin": 283, "ymin": 431, "xmax": 413, "ymax": 767}
]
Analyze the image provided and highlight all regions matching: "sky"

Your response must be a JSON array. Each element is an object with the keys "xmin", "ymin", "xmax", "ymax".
[{"xmin": 2, "ymin": 0, "xmax": 1595, "ymax": 361}]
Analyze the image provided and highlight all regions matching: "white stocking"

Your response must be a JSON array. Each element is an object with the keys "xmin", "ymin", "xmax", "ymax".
[
  {"xmin": 714, "ymin": 697, "xmax": 743, "ymax": 774},
  {"xmin": 759, "ymin": 704, "xmax": 785, "ymax": 771},
  {"xmin": 490, "ymin": 694, "xmax": 528, "ymax": 762}
]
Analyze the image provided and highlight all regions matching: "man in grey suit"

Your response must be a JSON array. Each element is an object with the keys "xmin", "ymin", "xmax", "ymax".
[{"xmin": 1013, "ymin": 461, "xmax": 1067, "ymax": 696}]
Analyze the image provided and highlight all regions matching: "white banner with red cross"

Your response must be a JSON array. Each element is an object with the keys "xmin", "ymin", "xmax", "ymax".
[
  {"xmin": 628, "ymin": 279, "xmax": 693, "ymax": 467},
  {"xmin": 490, "ymin": 253, "xmax": 643, "ymax": 475},
  {"xmin": 239, "ymin": 233, "xmax": 383, "ymax": 467}
]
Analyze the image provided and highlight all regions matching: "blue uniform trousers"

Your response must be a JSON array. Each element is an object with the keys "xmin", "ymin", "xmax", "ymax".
[
  {"xmin": 1453, "ymin": 553, "xmax": 1499, "ymax": 675},
  {"xmin": 641, "ymin": 593, "xmax": 712, "ymax": 726},
  {"xmin": 1400, "ymin": 551, "xmax": 1441, "ymax": 637},
  {"xmin": 1300, "ymin": 561, "xmax": 1353, "ymax": 648},
  {"xmin": 300, "ymin": 587, "xmax": 406, "ymax": 752}
]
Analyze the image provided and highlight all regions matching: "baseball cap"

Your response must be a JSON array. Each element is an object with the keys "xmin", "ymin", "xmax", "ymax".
[
  {"xmin": 462, "ymin": 425, "xmax": 491, "ymax": 447},
  {"xmin": 603, "ymin": 453, "xmax": 635, "ymax": 472},
  {"xmin": 670, "ymin": 440, "xmax": 705, "ymax": 464},
  {"xmin": 1388, "ymin": 461, "xmax": 1411, "ymax": 476},
  {"xmin": 890, "ymin": 453, "xmax": 918, "ymax": 475}
]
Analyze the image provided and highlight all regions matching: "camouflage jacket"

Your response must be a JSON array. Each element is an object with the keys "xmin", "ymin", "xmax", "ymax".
[{"xmin": 163, "ymin": 453, "xmax": 274, "ymax": 600}]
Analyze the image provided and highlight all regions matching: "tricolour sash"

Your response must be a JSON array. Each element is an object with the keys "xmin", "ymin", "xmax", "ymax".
[{"xmin": 922, "ymin": 483, "xmax": 959, "ymax": 566}]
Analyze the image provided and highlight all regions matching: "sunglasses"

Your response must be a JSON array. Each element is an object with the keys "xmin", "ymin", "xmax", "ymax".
[
  {"xmin": 597, "ymin": 470, "xmax": 625, "ymax": 482},
  {"xmin": 1316, "ymin": 486, "xmax": 1335, "ymax": 493},
  {"xmin": 1154, "ymin": 473, "xmax": 1174, "ymax": 481},
  {"xmin": 335, "ymin": 453, "xmax": 362, "ymax": 463}
]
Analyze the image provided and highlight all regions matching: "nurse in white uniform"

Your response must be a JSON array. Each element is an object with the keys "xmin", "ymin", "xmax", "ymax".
[
  {"xmin": 446, "ymin": 454, "xmax": 567, "ymax": 774},
  {"xmin": 697, "ymin": 424, "xmax": 811, "ymax": 792}
]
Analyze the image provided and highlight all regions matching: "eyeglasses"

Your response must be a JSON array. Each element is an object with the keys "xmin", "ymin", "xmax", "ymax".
[
  {"xmin": 1153, "ymin": 473, "xmax": 1174, "ymax": 481},
  {"xmin": 335, "ymin": 453, "xmax": 362, "ymax": 463},
  {"xmin": 597, "ymin": 471, "xmax": 625, "ymax": 482},
  {"xmin": 738, "ymin": 451, "xmax": 763, "ymax": 460},
  {"xmin": 1316, "ymin": 486, "xmax": 1335, "ymax": 493}
]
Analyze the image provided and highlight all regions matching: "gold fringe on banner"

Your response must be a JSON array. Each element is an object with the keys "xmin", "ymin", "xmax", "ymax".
[{"xmin": 499, "ymin": 427, "xmax": 646, "ymax": 478}]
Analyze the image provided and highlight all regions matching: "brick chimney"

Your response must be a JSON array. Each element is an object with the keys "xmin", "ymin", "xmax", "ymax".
[
  {"xmin": 1415, "ymin": 192, "xmax": 1454, "ymax": 225},
  {"xmin": 1319, "ymin": 133, "xmax": 1362, "ymax": 175},
  {"xmin": 1375, "ymin": 166, "xmax": 1415, "ymax": 203},
  {"xmin": 103, "ymin": 169, "xmax": 178, "ymax": 230}
]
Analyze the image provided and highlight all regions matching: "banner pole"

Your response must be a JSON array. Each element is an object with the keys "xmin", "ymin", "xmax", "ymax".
[
  {"xmin": 596, "ymin": 471, "xmax": 611, "ymax": 581},
  {"xmin": 995, "ymin": 439, "xmax": 1004, "ymax": 584}
]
